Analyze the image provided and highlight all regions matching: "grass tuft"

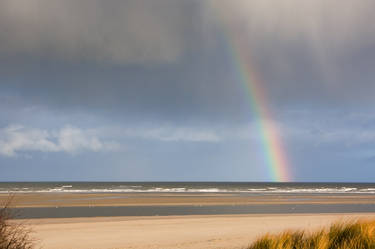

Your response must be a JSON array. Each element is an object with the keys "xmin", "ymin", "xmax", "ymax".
[
  {"xmin": 248, "ymin": 220, "xmax": 375, "ymax": 249},
  {"xmin": 0, "ymin": 197, "xmax": 34, "ymax": 249}
]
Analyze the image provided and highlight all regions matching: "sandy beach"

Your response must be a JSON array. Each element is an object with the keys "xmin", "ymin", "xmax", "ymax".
[
  {"xmin": 3, "ymin": 191, "xmax": 375, "ymax": 248},
  {"xmin": 22, "ymin": 213, "xmax": 375, "ymax": 249}
]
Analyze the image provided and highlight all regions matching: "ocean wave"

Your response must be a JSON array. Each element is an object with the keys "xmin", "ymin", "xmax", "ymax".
[{"xmin": 1, "ymin": 186, "xmax": 375, "ymax": 194}]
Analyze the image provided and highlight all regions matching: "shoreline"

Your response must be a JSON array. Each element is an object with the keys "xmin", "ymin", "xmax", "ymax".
[
  {"xmin": 3, "ymin": 192, "xmax": 375, "ymax": 219},
  {"xmin": 17, "ymin": 212, "xmax": 375, "ymax": 224},
  {"xmin": 10, "ymin": 203, "xmax": 375, "ymax": 219},
  {"xmin": 2, "ymin": 192, "xmax": 375, "ymax": 208}
]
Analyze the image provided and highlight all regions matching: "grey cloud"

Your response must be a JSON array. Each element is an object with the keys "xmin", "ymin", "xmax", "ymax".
[
  {"xmin": 4, "ymin": 0, "xmax": 373, "ymax": 68},
  {"xmin": 0, "ymin": 0, "xmax": 200, "ymax": 64},
  {"xmin": 91, "ymin": 125, "xmax": 221, "ymax": 143},
  {"xmin": 211, "ymin": 0, "xmax": 375, "ymax": 103},
  {"xmin": 125, "ymin": 127, "xmax": 220, "ymax": 142},
  {"xmin": 213, "ymin": 0, "xmax": 375, "ymax": 69},
  {"xmin": 1, "ymin": 0, "xmax": 375, "ymax": 124}
]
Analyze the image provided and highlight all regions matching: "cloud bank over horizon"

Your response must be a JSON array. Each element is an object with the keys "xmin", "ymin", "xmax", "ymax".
[{"xmin": 0, "ymin": 123, "xmax": 224, "ymax": 157}]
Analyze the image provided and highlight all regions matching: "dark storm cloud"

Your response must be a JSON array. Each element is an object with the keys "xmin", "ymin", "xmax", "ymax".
[
  {"xmin": 0, "ymin": 0, "xmax": 203, "ymax": 63},
  {"xmin": 212, "ymin": 0, "xmax": 375, "ymax": 105},
  {"xmin": 0, "ymin": 0, "xmax": 232, "ymax": 121},
  {"xmin": 1, "ymin": 0, "xmax": 375, "ymax": 123}
]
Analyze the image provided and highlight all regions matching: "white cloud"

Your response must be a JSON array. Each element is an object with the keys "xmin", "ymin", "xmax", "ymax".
[
  {"xmin": 0, "ymin": 125, "xmax": 119, "ymax": 157},
  {"xmin": 136, "ymin": 127, "xmax": 220, "ymax": 142},
  {"xmin": 0, "ymin": 123, "xmax": 222, "ymax": 157},
  {"xmin": 57, "ymin": 126, "xmax": 104, "ymax": 153},
  {"xmin": 100, "ymin": 126, "xmax": 221, "ymax": 143}
]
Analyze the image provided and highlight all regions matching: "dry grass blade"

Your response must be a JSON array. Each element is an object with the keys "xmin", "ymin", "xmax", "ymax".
[
  {"xmin": 0, "ymin": 196, "xmax": 35, "ymax": 249},
  {"xmin": 248, "ymin": 219, "xmax": 375, "ymax": 249}
]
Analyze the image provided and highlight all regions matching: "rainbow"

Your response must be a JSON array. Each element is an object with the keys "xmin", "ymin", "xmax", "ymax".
[
  {"xmin": 231, "ymin": 40, "xmax": 291, "ymax": 182},
  {"xmin": 214, "ymin": 7, "xmax": 291, "ymax": 182}
]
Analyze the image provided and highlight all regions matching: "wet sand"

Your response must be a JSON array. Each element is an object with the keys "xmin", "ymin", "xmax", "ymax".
[
  {"xmin": 22, "ymin": 213, "xmax": 375, "ymax": 249},
  {"xmin": 2, "ymin": 192, "xmax": 375, "ymax": 207},
  {"xmin": 4, "ymin": 193, "xmax": 375, "ymax": 219},
  {"xmin": 9, "ymin": 203, "xmax": 375, "ymax": 219}
]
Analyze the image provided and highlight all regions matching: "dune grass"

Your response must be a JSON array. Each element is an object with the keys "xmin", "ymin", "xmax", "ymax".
[
  {"xmin": 248, "ymin": 219, "xmax": 375, "ymax": 249},
  {"xmin": 0, "ymin": 197, "xmax": 34, "ymax": 249}
]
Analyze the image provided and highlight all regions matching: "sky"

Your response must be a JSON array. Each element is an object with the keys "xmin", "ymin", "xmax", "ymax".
[{"xmin": 1, "ymin": 0, "xmax": 375, "ymax": 182}]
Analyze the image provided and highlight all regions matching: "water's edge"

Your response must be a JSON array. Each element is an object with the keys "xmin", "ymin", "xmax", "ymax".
[{"xmin": 11, "ymin": 203, "xmax": 375, "ymax": 219}]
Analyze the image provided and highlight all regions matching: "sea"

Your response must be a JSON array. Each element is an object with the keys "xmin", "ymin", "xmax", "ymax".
[{"xmin": 1, "ymin": 181, "xmax": 375, "ymax": 194}]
